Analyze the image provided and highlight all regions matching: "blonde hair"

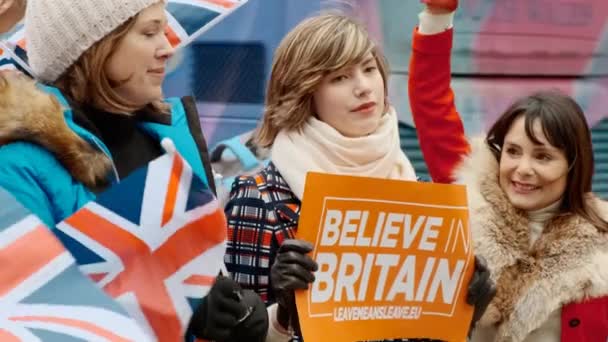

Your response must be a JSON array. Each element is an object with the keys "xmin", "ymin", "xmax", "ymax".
[
  {"xmin": 54, "ymin": 14, "xmax": 168, "ymax": 115},
  {"xmin": 255, "ymin": 13, "xmax": 389, "ymax": 147}
]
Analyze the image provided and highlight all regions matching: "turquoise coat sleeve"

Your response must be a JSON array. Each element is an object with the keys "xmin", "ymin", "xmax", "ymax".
[{"xmin": 0, "ymin": 142, "xmax": 94, "ymax": 227}]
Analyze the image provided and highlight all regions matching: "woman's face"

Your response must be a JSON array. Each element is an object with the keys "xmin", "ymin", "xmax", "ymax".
[
  {"xmin": 104, "ymin": 2, "xmax": 174, "ymax": 109},
  {"xmin": 498, "ymin": 116, "xmax": 569, "ymax": 211},
  {"xmin": 312, "ymin": 53, "xmax": 385, "ymax": 137}
]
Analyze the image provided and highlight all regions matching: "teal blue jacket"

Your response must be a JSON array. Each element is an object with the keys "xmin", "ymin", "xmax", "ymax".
[{"xmin": 0, "ymin": 87, "xmax": 215, "ymax": 228}]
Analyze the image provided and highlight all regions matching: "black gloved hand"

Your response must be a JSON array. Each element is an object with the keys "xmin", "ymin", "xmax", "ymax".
[
  {"xmin": 466, "ymin": 256, "xmax": 496, "ymax": 330},
  {"xmin": 188, "ymin": 275, "xmax": 268, "ymax": 342},
  {"xmin": 270, "ymin": 239, "xmax": 318, "ymax": 332},
  {"xmin": 228, "ymin": 288, "xmax": 268, "ymax": 342}
]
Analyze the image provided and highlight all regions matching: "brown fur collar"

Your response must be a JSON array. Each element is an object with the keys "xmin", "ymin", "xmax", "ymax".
[
  {"xmin": 454, "ymin": 137, "xmax": 608, "ymax": 342},
  {"xmin": 0, "ymin": 72, "xmax": 111, "ymax": 189}
]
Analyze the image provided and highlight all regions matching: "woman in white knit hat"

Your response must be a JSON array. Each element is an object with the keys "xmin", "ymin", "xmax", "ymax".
[{"xmin": 0, "ymin": 0, "xmax": 268, "ymax": 341}]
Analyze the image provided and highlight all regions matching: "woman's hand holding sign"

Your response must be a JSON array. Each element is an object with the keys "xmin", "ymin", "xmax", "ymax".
[
  {"xmin": 189, "ymin": 275, "xmax": 268, "ymax": 342},
  {"xmin": 271, "ymin": 239, "xmax": 319, "ymax": 331},
  {"xmin": 467, "ymin": 256, "xmax": 496, "ymax": 330}
]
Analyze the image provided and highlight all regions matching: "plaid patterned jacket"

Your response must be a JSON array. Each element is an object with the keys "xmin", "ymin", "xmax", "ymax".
[
  {"xmin": 224, "ymin": 162, "xmax": 300, "ymax": 303},
  {"xmin": 224, "ymin": 163, "xmax": 441, "ymax": 342}
]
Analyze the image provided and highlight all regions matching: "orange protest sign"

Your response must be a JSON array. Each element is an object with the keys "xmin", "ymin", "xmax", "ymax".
[{"xmin": 295, "ymin": 172, "xmax": 474, "ymax": 342}]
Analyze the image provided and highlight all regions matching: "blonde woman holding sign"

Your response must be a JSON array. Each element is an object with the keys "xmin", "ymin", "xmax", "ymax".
[
  {"xmin": 224, "ymin": 12, "xmax": 495, "ymax": 341},
  {"xmin": 0, "ymin": 0, "xmax": 24, "ymax": 34},
  {"xmin": 409, "ymin": 0, "xmax": 608, "ymax": 341}
]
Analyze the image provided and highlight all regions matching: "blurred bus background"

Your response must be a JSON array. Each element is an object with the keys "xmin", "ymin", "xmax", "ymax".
[{"xmin": 163, "ymin": 0, "xmax": 608, "ymax": 197}]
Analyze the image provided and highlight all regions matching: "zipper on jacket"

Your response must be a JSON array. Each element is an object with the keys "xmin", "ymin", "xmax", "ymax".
[{"xmin": 90, "ymin": 137, "xmax": 120, "ymax": 183}]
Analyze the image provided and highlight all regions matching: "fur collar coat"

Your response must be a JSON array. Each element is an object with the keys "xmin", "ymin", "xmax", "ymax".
[{"xmin": 454, "ymin": 138, "xmax": 608, "ymax": 342}]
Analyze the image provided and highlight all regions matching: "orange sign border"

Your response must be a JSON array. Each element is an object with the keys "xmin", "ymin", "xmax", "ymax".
[{"xmin": 295, "ymin": 172, "xmax": 475, "ymax": 342}]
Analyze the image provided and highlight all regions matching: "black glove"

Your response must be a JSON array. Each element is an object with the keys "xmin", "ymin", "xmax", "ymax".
[
  {"xmin": 270, "ymin": 239, "xmax": 318, "ymax": 332},
  {"xmin": 466, "ymin": 256, "xmax": 496, "ymax": 330},
  {"xmin": 228, "ymin": 288, "xmax": 268, "ymax": 342},
  {"xmin": 188, "ymin": 275, "xmax": 268, "ymax": 342}
]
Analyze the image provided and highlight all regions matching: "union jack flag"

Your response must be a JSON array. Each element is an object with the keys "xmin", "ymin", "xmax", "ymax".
[
  {"xmin": 56, "ymin": 146, "xmax": 228, "ymax": 341},
  {"xmin": 0, "ymin": 23, "xmax": 30, "ymax": 74},
  {"xmin": 165, "ymin": 0, "xmax": 248, "ymax": 47},
  {"xmin": 0, "ymin": 1, "xmax": 247, "ymax": 73},
  {"xmin": 0, "ymin": 188, "xmax": 149, "ymax": 341}
]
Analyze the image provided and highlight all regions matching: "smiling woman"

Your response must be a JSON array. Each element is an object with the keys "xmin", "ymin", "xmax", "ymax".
[
  {"xmin": 408, "ymin": 1, "xmax": 608, "ymax": 340},
  {"xmin": 488, "ymin": 93, "xmax": 586, "ymax": 213},
  {"xmin": 102, "ymin": 2, "xmax": 172, "ymax": 112},
  {"xmin": 53, "ymin": 2, "xmax": 173, "ymax": 117},
  {"xmin": 21, "ymin": 0, "xmax": 191, "ymax": 188}
]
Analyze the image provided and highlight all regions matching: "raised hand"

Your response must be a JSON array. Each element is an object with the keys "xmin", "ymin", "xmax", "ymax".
[{"xmin": 421, "ymin": 0, "xmax": 458, "ymax": 14}]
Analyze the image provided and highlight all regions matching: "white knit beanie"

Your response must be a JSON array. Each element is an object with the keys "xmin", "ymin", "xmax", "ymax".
[{"xmin": 25, "ymin": 0, "xmax": 161, "ymax": 83}]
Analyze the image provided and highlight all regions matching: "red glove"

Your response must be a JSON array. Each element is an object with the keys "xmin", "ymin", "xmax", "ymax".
[{"xmin": 421, "ymin": 0, "xmax": 458, "ymax": 12}]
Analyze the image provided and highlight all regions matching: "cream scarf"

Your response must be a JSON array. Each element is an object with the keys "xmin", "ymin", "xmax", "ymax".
[{"xmin": 271, "ymin": 108, "xmax": 417, "ymax": 199}]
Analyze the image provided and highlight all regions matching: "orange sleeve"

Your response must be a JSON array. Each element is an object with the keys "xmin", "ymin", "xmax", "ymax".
[{"xmin": 408, "ymin": 27, "xmax": 470, "ymax": 184}]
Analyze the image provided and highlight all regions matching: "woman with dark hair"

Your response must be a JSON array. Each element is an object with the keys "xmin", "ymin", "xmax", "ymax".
[{"xmin": 408, "ymin": 1, "xmax": 608, "ymax": 341}]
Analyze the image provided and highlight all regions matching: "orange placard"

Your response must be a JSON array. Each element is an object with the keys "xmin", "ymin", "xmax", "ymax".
[{"xmin": 295, "ymin": 172, "xmax": 474, "ymax": 342}]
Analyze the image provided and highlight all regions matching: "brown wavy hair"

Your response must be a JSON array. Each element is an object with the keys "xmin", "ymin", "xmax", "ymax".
[{"xmin": 255, "ymin": 13, "xmax": 389, "ymax": 147}]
